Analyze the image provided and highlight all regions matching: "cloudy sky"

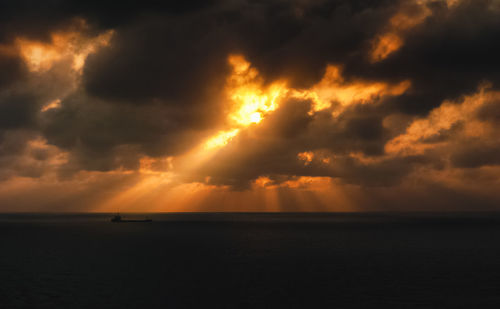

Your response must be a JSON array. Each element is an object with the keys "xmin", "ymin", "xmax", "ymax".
[{"xmin": 0, "ymin": 0, "xmax": 499, "ymax": 212}]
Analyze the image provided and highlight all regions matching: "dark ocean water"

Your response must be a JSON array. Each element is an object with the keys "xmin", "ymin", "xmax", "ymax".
[{"xmin": 2, "ymin": 212, "xmax": 500, "ymax": 308}]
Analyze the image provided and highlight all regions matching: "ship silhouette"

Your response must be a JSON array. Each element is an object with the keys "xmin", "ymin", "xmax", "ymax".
[{"xmin": 111, "ymin": 214, "xmax": 152, "ymax": 223}]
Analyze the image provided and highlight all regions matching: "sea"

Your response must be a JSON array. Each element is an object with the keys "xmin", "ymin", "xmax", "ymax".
[{"xmin": 2, "ymin": 212, "xmax": 500, "ymax": 308}]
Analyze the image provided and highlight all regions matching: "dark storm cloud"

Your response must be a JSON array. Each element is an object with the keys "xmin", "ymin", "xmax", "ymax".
[
  {"xmin": 0, "ymin": 53, "xmax": 24, "ymax": 90},
  {"xmin": 16, "ymin": 0, "xmax": 400, "ymax": 174},
  {"xmin": 0, "ymin": 130, "xmax": 48, "ymax": 180},
  {"xmin": 0, "ymin": 0, "xmax": 214, "ymax": 42},
  {"xmin": 39, "ymin": 92, "xmax": 213, "ymax": 173},
  {"xmin": 192, "ymin": 97, "xmax": 433, "ymax": 189},
  {"xmin": 3, "ymin": 0, "xmax": 500, "ymax": 108},
  {"xmin": 82, "ymin": 0, "xmax": 396, "ymax": 98},
  {"xmin": 345, "ymin": 0, "xmax": 500, "ymax": 114},
  {"xmin": 0, "ymin": 130, "xmax": 31, "ymax": 159},
  {"xmin": 82, "ymin": 15, "xmax": 232, "ymax": 107},
  {"xmin": 0, "ymin": 80, "xmax": 52, "ymax": 180},
  {"xmin": 0, "ymin": 92, "xmax": 38, "ymax": 130},
  {"xmin": 450, "ymin": 142, "xmax": 500, "ymax": 169},
  {"xmin": 0, "ymin": 0, "xmax": 499, "ymax": 197}
]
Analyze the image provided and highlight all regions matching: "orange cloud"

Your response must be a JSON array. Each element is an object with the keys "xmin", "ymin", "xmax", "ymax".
[
  {"xmin": 303, "ymin": 65, "xmax": 411, "ymax": 114},
  {"xmin": 370, "ymin": 0, "xmax": 457, "ymax": 62},
  {"xmin": 41, "ymin": 99, "xmax": 62, "ymax": 112},
  {"xmin": 385, "ymin": 85, "xmax": 496, "ymax": 155},
  {"xmin": 204, "ymin": 55, "xmax": 410, "ymax": 152},
  {"xmin": 371, "ymin": 33, "xmax": 404, "ymax": 63},
  {"xmin": 297, "ymin": 151, "xmax": 314, "ymax": 165},
  {"xmin": 15, "ymin": 20, "xmax": 113, "ymax": 73}
]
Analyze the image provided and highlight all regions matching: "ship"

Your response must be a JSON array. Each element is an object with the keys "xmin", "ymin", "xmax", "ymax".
[{"xmin": 111, "ymin": 214, "xmax": 152, "ymax": 223}]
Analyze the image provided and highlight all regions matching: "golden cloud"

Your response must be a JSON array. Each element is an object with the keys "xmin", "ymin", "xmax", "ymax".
[
  {"xmin": 15, "ymin": 20, "xmax": 113, "ymax": 73},
  {"xmin": 385, "ymin": 85, "xmax": 497, "ymax": 156}
]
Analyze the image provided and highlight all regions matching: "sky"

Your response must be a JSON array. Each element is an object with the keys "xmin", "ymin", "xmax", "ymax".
[{"xmin": 0, "ymin": 0, "xmax": 499, "ymax": 212}]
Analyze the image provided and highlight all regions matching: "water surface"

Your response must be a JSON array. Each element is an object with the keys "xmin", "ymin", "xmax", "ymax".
[{"xmin": 2, "ymin": 212, "xmax": 500, "ymax": 308}]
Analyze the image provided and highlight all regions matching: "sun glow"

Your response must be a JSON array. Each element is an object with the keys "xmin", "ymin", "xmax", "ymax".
[
  {"xmin": 201, "ymin": 54, "xmax": 410, "ymax": 151},
  {"xmin": 227, "ymin": 55, "xmax": 288, "ymax": 126},
  {"xmin": 110, "ymin": 53, "xmax": 413, "ymax": 211},
  {"xmin": 201, "ymin": 55, "xmax": 289, "ymax": 150},
  {"xmin": 204, "ymin": 129, "xmax": 240, "ymax": 149}
]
